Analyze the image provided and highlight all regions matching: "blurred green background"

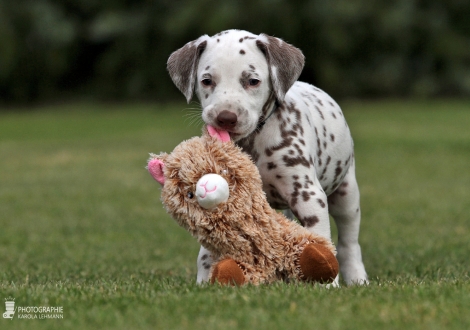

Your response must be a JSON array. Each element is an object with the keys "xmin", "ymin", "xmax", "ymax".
[
  {"xmin": 1, "ymin": 3, "xmax": 469, "ymax": 328},
  {"xmin": 1, "ymin": 0, "xmax": 470, "ymax": 104}
]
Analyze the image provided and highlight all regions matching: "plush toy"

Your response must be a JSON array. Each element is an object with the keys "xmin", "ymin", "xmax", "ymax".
[{"xmin": 147, "ymin": 126, "xmax": 339, "ymax": 285}]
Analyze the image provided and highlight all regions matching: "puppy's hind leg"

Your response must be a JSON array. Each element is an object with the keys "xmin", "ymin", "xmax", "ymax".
[{"xmin": 327, "ymin": 159, "xmax": 368, "ymax": 285}]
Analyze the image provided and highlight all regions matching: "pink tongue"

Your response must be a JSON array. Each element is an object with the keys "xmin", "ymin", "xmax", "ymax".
[{"xmin": 207, "ymin": 125, "xmax": 231, "ymax": 142}]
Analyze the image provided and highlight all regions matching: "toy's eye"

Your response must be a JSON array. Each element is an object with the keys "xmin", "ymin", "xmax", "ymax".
[{"xmin": 187, "ymin": 192, "xmax": 194, "ymax": 199}]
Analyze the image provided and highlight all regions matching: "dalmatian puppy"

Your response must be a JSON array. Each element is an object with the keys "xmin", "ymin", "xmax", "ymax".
[{"xmin": 167, "ymin": 29, "xmax": 368, "ymax": 285}]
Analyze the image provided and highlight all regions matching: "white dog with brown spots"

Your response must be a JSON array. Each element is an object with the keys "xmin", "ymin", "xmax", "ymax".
[{"xmin": 167, "ymin": 29, "xmax": 368, "ymax": 285}]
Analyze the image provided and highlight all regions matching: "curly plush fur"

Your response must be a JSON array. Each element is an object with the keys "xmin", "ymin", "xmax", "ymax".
[{"xmin": 148, "ymin": 129, "xmax": 338, "ymax": 285}]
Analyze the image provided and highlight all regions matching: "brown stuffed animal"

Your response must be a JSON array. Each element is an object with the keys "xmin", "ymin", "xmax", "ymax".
[{"xmin": 147, "ymin": 126, "xmax": 339, "ymax": 285}]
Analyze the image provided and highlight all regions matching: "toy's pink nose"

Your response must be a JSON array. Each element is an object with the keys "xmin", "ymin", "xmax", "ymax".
[
  {"xmin": 217, "ymin": 110, "xmax": 238, "ymax": 129},
  {"xmin": 198, "ymin": 180, "xmax": 217, "ymax": 198},
  {"xmin": 196, "ymin": 174, "xmax": 229, "ymax": 209}
]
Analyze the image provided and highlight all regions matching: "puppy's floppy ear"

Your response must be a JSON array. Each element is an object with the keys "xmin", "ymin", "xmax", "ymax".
[
  {"xmin": 256, "ymin": 34, "xmax": 305, "ymax": 102},
  {"xmin": 167, "ymin": 35, "xmax": 210, "ymax": 103}
]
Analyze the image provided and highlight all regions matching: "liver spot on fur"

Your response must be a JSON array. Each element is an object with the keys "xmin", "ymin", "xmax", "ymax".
[
  {"xmin": 302, "ymin": 191, "xmax": 310, "ymax": 202},
  {"xmin": 300, "ymin": 216, "xmax": 320, "ymax": 227},
  {"xmin": 267, "ymin": 162, "xmax": 277, "ymax": 170},
  {"xmin": 283, "ymin": 155, "xmax": 310, "ymax": 168}
]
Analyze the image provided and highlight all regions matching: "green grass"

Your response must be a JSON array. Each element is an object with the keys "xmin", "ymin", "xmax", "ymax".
[{"xmin": 1, "ymin": 100, "xmax": 469, "ymax": 329}]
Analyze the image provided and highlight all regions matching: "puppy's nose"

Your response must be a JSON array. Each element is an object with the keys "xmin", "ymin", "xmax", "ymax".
[{"xmin": 217, "ymin": 110, "xmax": 238, "ymax": 129}]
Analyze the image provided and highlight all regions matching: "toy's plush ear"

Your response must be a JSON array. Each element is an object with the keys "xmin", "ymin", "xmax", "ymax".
[
  {"xmin": 147, "ymin": 154, "xmax": 166, "ymax": 185},
  {"xmin": 207, "ymin": 125, "xmax": 231, "ymax": 142},
  {"xmin": 256, "ymin": 34, "xmax": 305, "ymax": 102}
]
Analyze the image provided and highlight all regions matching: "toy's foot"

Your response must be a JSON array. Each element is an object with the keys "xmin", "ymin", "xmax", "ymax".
[
  {"xmin": 210, "ymin": 259, "xmax": 245, "ymax": 286},
  {"xmin": 299, "ymin": 243, "xmax": 339, "ymax": 284}
]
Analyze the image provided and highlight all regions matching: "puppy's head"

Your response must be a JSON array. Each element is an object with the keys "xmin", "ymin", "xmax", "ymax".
[{"xmin": 167, "ymin": 30, "xmax": 304, "ymax": 140}]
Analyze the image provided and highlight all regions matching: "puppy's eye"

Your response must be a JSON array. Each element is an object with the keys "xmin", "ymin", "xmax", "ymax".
[
  {"xmin": 201, "ymin": 79, "xmax": 212, "ymax": 86},
  {"xmin": 187, "ymin": 192, "xmax": 194, "ymax": 199},
  {"xmin": 248, "ymin": 79, "xmax": 260, "ymax": 86}
]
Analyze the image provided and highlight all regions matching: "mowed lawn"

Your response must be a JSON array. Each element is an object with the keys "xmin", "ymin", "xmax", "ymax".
[{"xmin": 0, "ymin": 100, "xmax": 469, "ymax": 329}]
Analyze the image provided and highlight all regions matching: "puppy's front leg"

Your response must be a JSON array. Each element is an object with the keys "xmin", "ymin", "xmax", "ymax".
[{"xmin": 196, "ymin": 245, "xmax": 213, "ymax": 284}]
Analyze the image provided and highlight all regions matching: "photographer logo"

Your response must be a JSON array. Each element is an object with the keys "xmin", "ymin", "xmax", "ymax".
[
  {"xmin": 3, "ymin": 298, "xmax": 15, "ymax": 320},
  {"xmin": 3, "ymin": 297, "xmax": 63, "ymax": 320}
]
